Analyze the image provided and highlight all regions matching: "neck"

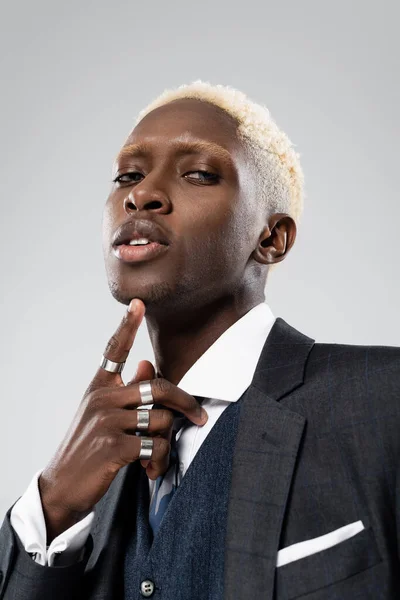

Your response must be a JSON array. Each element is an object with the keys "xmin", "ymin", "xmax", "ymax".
[{"xmin": 145, "ymin": 291, "xmax": 265, "ymax": 386}]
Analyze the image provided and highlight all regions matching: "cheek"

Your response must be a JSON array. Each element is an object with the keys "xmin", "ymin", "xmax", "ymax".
[
  {"xmin": 183, "ymin": 207, "xmax": 245, "ymax": 274},
  {"xmin": 217, "ymin": 201, "xmax": 256, "ymax": 257},
  {"xmin": 102, "ymin": 200, "xmax": 116, "ymax": 245}
]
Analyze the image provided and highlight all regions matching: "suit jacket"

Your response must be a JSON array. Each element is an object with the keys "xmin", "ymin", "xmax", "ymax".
[{"xmin": 0, "ymin": 317, "xmax": 399, "ymax": 599}]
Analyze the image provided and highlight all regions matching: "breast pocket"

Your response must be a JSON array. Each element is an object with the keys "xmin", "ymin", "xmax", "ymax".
[{"xmin": 275, "ymin": 521, "xmax": 382, "ymax": 599}]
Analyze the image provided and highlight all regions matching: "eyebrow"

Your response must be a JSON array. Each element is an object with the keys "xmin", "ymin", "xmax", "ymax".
[{"xmin": 115, "ymin": 139, "xmax": 236, "ymax": 170}]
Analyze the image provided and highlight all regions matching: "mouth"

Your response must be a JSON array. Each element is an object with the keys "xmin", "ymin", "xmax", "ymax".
[{"xmin": 112, "ymin": 241, "xmax": 169, "ymax": 263}]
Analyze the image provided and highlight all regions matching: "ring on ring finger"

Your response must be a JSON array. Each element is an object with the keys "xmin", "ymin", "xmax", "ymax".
[{"xmin": 136, "ymin": 409, "xmax": 150, "ymax": 431}]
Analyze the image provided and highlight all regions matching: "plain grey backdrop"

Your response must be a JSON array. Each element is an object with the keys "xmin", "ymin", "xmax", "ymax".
[{"xmin": 0, "ymin": 0, "xmax": 399, "ymax": 517}]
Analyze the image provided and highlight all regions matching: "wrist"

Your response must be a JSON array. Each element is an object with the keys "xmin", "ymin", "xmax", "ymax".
[
  {"xmin": 38, "ymin": 476, "xmax": 86, "ymax": 544},
  {"xmin": 42, "ymin": 505, "xmax": 81, "ymax": 545}
]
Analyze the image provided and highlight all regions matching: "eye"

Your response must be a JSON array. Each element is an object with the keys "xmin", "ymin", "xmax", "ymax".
[
  {"xmin": 184, "ymin": 170, "xmax": 220, "ymax": 184},
  {"xmin": 112, "ymin": 169, "xmax": 220, "ymax": 186},
  {"xmin": 112, "ymin": 172, "xmax": 143, "ymax": 184}
]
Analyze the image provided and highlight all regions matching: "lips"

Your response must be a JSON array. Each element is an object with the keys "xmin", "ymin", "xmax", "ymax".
[
  {"xmin": 112, "ymin": 219, "xmax": 170, "ymax": 247},
  {"xmin": 113, "ymin": 241, "xmax": 169, "ymax": 263}
]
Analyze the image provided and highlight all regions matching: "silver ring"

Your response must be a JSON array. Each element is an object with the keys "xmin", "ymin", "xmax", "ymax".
[
  {"xmin": 139, "ymin": 381, "xmax": 153, "ymax": 405},
  {"xmin": 136, "ymin": 409, "xmax": 150, "ymax": 431},
  {"xmin": 100, "ymin": 354, "xmax": 125, "ymax": 374},
  {"xmin": 139, "ymin": 437, "xmax": 153, "ymax": 460}
]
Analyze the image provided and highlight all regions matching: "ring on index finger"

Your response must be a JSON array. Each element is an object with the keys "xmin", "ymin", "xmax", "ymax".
[
  {"xmin": 99, "ymin": 355, "xmax": 125, "ymax": 374},
  {"xmin": 139, "ymin": 437, "xmax": 153, "ymax": 460},
  {"xmin": 139, "ymin": 381, "xmax": 154, "ymax": 405}
]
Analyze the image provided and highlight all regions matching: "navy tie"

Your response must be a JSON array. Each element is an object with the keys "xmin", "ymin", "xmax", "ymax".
[{"xmin": 148, "ymin": 398, "xmax": 204, "ymax": 535}]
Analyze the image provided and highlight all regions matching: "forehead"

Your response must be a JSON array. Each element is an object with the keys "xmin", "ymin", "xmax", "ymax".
[{"xmin": 117, "ymin": 98, "xmax": 244, "ymax": 164}]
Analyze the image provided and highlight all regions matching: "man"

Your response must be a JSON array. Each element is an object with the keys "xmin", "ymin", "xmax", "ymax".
[{"xmin": 0, "ymin": 79, "xmax": 399, "ymax": 599}]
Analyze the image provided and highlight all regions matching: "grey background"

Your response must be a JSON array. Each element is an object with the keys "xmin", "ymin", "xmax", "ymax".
[{"xmin": 0, "ymin": 0, "xmax": 398, "ymax": 516}]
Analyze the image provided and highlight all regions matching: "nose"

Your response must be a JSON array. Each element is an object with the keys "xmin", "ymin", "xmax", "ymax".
[{"xmin": 123, "ymin": 183, "xmax": 171, "ymax": 215}]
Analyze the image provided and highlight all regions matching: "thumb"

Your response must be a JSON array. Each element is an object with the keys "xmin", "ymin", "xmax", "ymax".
[{"xmin": 127, "ymin": 359, "xmax": 156, "ymax": 386}]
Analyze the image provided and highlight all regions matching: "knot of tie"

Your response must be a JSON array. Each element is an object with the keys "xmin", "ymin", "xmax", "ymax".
[{"xmin": 152, "ymin": 396, "xmax": 205, "ymax": 470}]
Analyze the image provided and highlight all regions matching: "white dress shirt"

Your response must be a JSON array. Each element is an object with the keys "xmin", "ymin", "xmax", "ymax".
[{"xmin": 10, "ymin": 302, "xmax": 275, "ymax": 567}]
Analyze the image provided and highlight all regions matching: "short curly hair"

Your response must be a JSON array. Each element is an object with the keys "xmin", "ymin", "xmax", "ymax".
[{"xmin": 134, "ymin": 79, "xmax": 305, "ymax": 226}]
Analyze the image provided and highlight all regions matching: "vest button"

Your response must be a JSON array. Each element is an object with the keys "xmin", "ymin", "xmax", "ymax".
[{"xmin": 140, "ymin": 580, "xmax": 155, "ymax": 597}]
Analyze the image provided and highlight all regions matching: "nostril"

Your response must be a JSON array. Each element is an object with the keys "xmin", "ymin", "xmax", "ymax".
[{"xmin": 145, "ymin": 200, "xmax": 164, "ymax": 210}]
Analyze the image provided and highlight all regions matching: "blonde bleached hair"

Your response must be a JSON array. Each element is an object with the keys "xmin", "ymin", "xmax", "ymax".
[{"xmin": 134, "ymin": 79, "xmax": 305, "ymax": 226}]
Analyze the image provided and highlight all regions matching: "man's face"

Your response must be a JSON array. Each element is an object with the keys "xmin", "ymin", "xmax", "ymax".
[{"xmin": 102, "ymin": 98, "xmax": 266, "ymax": 314}]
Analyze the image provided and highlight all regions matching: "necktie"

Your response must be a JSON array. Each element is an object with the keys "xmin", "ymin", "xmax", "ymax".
[{"xmin": 148, "ymin": 398, "xmax": 204, "ymax": 536}]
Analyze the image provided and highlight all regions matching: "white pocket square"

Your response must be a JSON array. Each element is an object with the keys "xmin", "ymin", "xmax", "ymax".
[{"xmin": 276, "ymin": 520, "xmax": 365, "ymax": 567}]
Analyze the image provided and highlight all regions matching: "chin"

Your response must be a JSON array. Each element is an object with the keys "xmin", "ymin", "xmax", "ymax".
[{"xmin": 107, "ymin": 278, "xmax": 176, "ymax": 308}]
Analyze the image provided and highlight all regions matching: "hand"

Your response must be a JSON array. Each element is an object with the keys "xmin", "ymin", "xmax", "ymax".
[{"xmin": 38, "ymin": 298, "xmax": 207, "ymax": 543}]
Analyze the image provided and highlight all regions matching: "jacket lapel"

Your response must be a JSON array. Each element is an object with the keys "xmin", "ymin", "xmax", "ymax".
[{"xmin": 224, "ymin": 317, "xmax": 314, "ymax": 600}]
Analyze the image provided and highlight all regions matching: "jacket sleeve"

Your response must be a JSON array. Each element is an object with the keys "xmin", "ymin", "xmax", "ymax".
[
  {"xmin": 0, "ymin": 504, "xmax": 93, "ymax": 600},
  {"xmin": 10, "ymin": 469, "xmax": 94, "ymax": 567}
]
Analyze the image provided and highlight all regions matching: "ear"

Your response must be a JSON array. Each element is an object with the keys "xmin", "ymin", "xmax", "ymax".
[{"xmin": 253, "ymin": 213, "xmax": 297, "ymax": 265}]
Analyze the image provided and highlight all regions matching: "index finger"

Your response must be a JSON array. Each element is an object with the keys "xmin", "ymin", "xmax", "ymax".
[{"xmin": 90, "ymin": 298, "xmax": 145, "ymax": 389}]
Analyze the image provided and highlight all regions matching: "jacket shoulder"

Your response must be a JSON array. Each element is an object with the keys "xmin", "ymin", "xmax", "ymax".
[
  {"xmin": 308, "ymin": 340, "xmax": 400, "ymax": 375},
  {"xmin": 303, "ymin": 341, "xmax": 400, "ymax": 410}
]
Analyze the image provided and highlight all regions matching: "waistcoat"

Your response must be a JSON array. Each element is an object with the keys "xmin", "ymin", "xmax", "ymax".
[{"xmin": 123, "ymin": 394, "xmax": 244, "ymax": 600}]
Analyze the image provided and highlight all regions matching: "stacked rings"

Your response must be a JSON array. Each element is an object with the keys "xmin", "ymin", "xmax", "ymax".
[
  {"xmin": 137, "ymin": 382, "xmax": 153, "ymax": 460},
  {"xmin": 97, "ymin": 364, "xmax": 154, "ymax": 458}
]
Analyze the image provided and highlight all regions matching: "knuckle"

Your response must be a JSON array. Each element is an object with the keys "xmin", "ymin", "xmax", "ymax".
[
  {"xmin": 102, "ymin": 462, "xmax": 120, "ymax": 479},
  {"xmin": 83, "ymin": 381, "xmax": 98, "ymax": 397},
  {"xmin": 94, "ymin": 409, "xmax": 112, "ymax": 430},
  {"xmin": 153, "ymin": 377, "xmax": 171, "ymax": 397},
  {"xmin": 156, "ymin": 409, "xmax": 174, "ymax": 430},
  {"xmin": 154, "ymin": 436, "xmax": 170, "ymax": 456},
  {"xmin": 102, "ymin": 433, "xmax": 119, "ymax": 450},
  {"xmin": 104, "ymin": 334, "xmax": 121, "ymax": 356},
  {"xmin": 85, "ymin": 391, "xmax": 106, "ymax": 413},
  {"xmin": 118, "ymin": 434, "xmax": 139, "ymax": 465}
]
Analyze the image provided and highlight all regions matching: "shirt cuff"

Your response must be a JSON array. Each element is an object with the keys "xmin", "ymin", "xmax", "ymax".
[{"xmin": 10, "ymin": 469, "xmax": 95, "ymax": 566}]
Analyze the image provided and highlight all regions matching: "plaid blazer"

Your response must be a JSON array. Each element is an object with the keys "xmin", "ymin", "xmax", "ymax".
[{"xmin": 0, "ymin": 317, "xmax": 399, "ymax": 599}]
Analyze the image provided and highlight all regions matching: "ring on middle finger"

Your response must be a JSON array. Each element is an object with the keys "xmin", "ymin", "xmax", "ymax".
[
  {"xmin": 136, "ymin": 408, "xmax": 150, "ymax": 431},
  {"xmin": 139, "ymin": 380, "xmax": 154, "ymax": 405}
]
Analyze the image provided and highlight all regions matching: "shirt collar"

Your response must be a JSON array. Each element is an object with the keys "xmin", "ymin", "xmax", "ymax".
[{"xmin": 177, "ymin": 302, "xmax": 275, "ymax": 402}]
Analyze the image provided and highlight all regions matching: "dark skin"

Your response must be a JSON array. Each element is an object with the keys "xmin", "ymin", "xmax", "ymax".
[
  {"xmin": 104, "ymin": 98, "xmax": 297, "ymax": 385},
  {"xmin": 39, "ymin": 98, "xmax": 296, "ymax": 544}
]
